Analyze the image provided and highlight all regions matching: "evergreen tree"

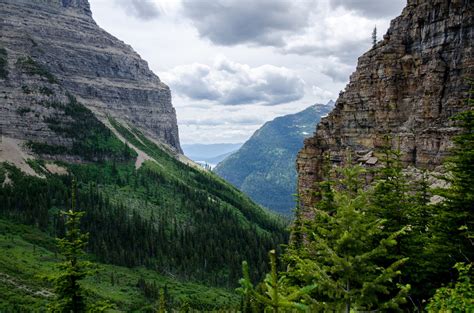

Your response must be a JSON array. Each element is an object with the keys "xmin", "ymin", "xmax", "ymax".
[
  {"xmin": 49, "ymin": 179, "xmax": 91, "ymax": 313},
  {"xmin": 432, "ymin": 81, "xmax": 474, "ymax": 263},
  {"xmin": 285, "ymin": 165, "xmax": 410, "ymax": 312},
  {"xmin": 237, "ymin": 250, "xmax": 315, "ymax": 312},
  {"xmin": 372, "ymin": 26, "xmax": 377, "ymax": 48}
]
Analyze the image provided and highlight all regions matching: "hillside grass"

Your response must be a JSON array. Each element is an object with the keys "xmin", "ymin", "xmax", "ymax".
[{"xmin": 0, "ymin": 219, "xmax": 240, "ymax": 312}]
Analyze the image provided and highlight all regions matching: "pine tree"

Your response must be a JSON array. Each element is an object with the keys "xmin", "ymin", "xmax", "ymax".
[
  {"xmin": 285, "ymin": 165, "xmax": 410, "ymax": 312},
  {"xmin": 422, "ymin": 80, "xmax": 474, "ymax": 303},
  {"xmin": 433, "ymin": 80, "xmax": 474, "ymax": 261},
  {"xmin": 372, "ymin": 26, "xmax": 377, "ymax": 48},
  {"xmin": 49, "ymin": 179, "xmax": 91, "ymax": 313},
  {"xmin": 237, "ymin": 250, "xmax": 315, "ymax": 312}
]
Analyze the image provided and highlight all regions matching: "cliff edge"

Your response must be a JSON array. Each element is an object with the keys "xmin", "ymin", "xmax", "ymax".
[{"xmin": 297, "ymin": 0, "xmax": 473, "ymax": 210}]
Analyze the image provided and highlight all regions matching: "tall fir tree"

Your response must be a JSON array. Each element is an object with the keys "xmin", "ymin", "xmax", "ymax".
[
  {"xmin": 284, "ymin": 165, "xmax": 410, "ymax": 312},
  {"xmin": 49, "ymin": 179, "xmax": 91, "ymax": 313}
]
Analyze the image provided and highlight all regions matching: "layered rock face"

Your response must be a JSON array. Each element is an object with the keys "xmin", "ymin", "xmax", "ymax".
[
  {"xmin": 297, "ymin": 0, "xmax": 473, "ymax": 209},
  {"xmin": 0, "ymin": 0, "xmax": 181, "ymax": 153}
]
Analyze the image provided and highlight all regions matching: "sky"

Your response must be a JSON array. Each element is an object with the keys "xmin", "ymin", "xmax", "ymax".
[{"xmin": 90, "ymin": 0, "xmax": 406, "ymax": 144}]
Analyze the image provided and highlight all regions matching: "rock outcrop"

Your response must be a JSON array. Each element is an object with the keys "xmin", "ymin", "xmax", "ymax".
[
  {"xmin": 297, "ymin": 0, "xmax": 473, "ymax": 210},
  {"xmin": 0, "ymin": 0, "xmax": 181, "ymax": 153}
]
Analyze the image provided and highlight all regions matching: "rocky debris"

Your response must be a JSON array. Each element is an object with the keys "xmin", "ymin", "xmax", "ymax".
[
  {"xmin": 365, "ymin": 157, "xmax": 378, "ymax": 166},
  {"xmin": 44, "ymin": 162, "xmax": 68, "ymax": 175},
  {"xmin": 0, "ymin": 0, "xmax": 182, "ymax": 155},
  {"xmin": 0, "ymin": 136, "xmax": 39, "ymax": 177},
  {"xmin": 0, "ymin": 272, "xmax": 53, "ymax": 298},
  {"xmin": 297, "ymin": 0, "xmax": 473, "ymax": 211}
]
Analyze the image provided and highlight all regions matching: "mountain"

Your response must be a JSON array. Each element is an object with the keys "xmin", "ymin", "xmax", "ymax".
[
  {"xmin": 182, "ymin": 143, "xmax": 242, "ymax": 166},
  {"xmin": 214, "ymin": 102, "xmax": 334, "ymax": 215},
  {"xmin": 1, "ymin": 0, "xmax": 181, "ymax": 154},
  {"xmin": 0, "ymin": 1, "xmax": 287, "ymax": 311},
  {"xmin": 297, "ymin": 0, "xmax": 473, "ymax": 212}
]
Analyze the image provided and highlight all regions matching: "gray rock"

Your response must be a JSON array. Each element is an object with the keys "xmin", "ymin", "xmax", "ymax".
[
  {"xmin": 297, "ymin": 0, "xmax": 473, "ymax": 213},
  {"xmin": 0, "ymin": 0, "xmax": 182, "ymax": 153}
]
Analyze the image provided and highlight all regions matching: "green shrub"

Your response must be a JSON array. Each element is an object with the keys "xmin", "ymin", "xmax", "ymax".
[
  {"xmin": 16, "ymin": 56, "xmax": 58, "ymax": 84},
  {"xmin": 0, "ymin": 47, "xmax": 8, "ymax": 79}
]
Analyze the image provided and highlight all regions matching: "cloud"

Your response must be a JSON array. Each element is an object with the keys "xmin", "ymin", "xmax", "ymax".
[
  {"xmin": 181, "ymin": 0, "xmax": 314, "ymax": 46},
  {"xmin": 311, "ymin": 86, "xmax": 336, "ymax": 104},
  {"xmin": 115, "ymin": 0, "xmax": 160, "ymax": 20},
  {"xmin": 162, "ymin": 57, "xmax": 305, "ymax": 106},
  {"xmin": 320, "ymin": 57, "xmax": 355, "ymax": 82},
  {"xmin": 330, "ymin": 0, "xmax": 406, "ymax": 18}
]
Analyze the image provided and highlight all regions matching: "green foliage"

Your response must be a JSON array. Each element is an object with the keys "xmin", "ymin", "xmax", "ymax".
[
  {"xmin": 29, "ymin": 95, "xmax": 137, "ymax": 161},
  {"xmin": 0, "ymin": 47, "xmax": 9, "ymax": 79},
  {"xmin": 215, "ymin": 104, "xmax": 333, "ymax": 215},
  {"xmin": 237, "ymin": 250, "xmax": 315, "ymax": 312},
  {"xmin": 39, "ymin": 86, "xmax": 55, "ymax": 96},
  {"xmin": 17, "ymin": 107, "xmax": 32, "ymax": 115},
  {"xmin": 48, "ymin": 180, "xmax": 92, "ymax": 312},
  {"xmin": 426, "ymin": 262, "xmax": 474, "ymax": 312},
  {"xmin": 21, "ymin": 85, "xmax": 31, "ymax": 94},
  {"xmin": 432, "ymin": 81, "xmax": 474, "ymax": 259},
  {"xmin": 1, "ymin": 115, "xmax": 287, "ymax": 289},
  {"xmin": 158, "ymin": 288, "xmax": 167, "ymax": 313},
  {"xmin": 285, "ymin": 165, "xmax": 410, "ymax": 312},
  {"xmin": 49, "ymin": 210, "xmax": 90, "ymax": 312},
  {"xmin": 0, "ymin": 218, "xmax": 240, "ymax": 311},
  {"xmin": 16, "ymin": 56, "xmax": 58, "ymax": 84}
]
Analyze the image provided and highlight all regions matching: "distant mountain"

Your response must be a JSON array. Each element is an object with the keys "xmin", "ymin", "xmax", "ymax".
[
  {"xmin": 182, "ymin": 143, "xmax": 242, "ymax": 166},
  {"xmin": 214, "ymin": 101, "xmax": 334, "ymax": 215}
]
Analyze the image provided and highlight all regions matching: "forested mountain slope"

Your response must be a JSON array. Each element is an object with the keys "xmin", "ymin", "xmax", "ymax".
[
  {"xmin": 0, "ymin": 0, "xmax": 288, "ymax": 310},
  {"xmin": 215, "ymin": 102, "xmax": 333, "ymax": 215}
]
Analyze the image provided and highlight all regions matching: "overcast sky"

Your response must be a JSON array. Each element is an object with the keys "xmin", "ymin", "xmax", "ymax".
[{"xmin": 90, "ymin": 0, "xmax": 406, "ymax": 144}]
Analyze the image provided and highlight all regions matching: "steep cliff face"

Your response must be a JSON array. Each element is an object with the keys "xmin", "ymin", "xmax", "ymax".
[
  {"xmin": 297, "ymin": 0, "xmax": 473, "ymax": 209},
  {"xmin": 0, "ymin": 0, "xmax": 181, "ymax": 153}
]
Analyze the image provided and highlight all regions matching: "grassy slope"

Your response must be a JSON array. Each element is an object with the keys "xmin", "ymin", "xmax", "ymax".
[
  {"xmin": 1, "ymin": 54, "xmax": 288, "ymax": 310},
  {"xmin": 0, "ymin": 219, "xmax": 239, "ymax": 312}
]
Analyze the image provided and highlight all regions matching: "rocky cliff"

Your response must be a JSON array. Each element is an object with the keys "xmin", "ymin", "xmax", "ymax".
[
  {"xmin": 0, "ymin": 0, "xmax": 181, "ymax": 155},
  {"xmin": 297, "ymin": 0, "xmax": 473, "ymax": 209}
]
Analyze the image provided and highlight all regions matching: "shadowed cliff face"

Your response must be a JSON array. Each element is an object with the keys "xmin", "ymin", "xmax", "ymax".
[
  {"xmin": 297, "ymin": 0, "xmax": 473, "ymax": 211},
  {"xmin": 0, "ymin": 0, "xmax": 182, "ymax": 153}
]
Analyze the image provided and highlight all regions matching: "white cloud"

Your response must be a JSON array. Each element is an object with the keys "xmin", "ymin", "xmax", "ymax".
[
  {"xmin": 181, "ymin": 0, "xmax": 315, "ymax": 46},
  {"xmin": 162, "ymin": 56, "xmax": 305, "ymax": 106},
  {"xmin": 90, "ymin": 0, "xmax": 406, "ymax": 144},
  {"xmin": 312, "ymin": 86, "xmax": 336, "ymax": 104},
  {"xmin": 114, "ymin": 0, "xmax": 161, "ymax": 20},
  {"xmin": 330, "ymin": 0, "xmax": 406, "ymax": 18}
]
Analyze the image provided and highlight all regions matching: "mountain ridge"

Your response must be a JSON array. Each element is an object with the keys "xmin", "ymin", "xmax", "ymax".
[
  {"xmin": 0, "ymin": 0, "xmax": 182, "ymax": 156},
  {"xmin": 215, "ymin": 102, "xmax": 334, "ymax": 215}
]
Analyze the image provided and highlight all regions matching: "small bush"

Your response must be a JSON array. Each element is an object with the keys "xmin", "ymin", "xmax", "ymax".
[
  {"xmin": 16, "ymin": 56, "xmax": 58, "ymax": 84},
  {"xmin": 39, "ymin": 86, "xmax": 54, "ymax": 96},
  {"xmin": 0, "ymin": 48, "xmax": 8, "ymax": 79},
  {"xmin": 17, "ymin": 107, "xmax": 32, "ymax": 115}
]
